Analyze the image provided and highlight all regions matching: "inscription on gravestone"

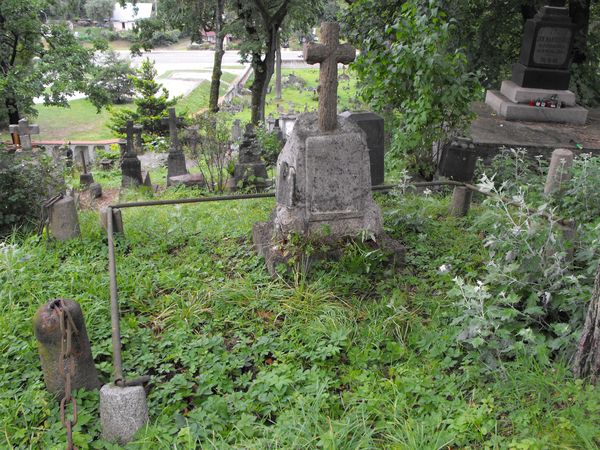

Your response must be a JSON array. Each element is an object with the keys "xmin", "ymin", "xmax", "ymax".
[{"xmin": 533, "ymin": 27, "xmax": 572, "ymax": 66}]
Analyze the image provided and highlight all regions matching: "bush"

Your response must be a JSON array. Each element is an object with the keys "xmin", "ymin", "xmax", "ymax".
[
  {"xmin": 256, "ymin": 126, "xmax": 284, "ymax": 169},
  {"xmin": 0, "ymin": 151, "xmax": 65, "ymax": 235},
  {"xmin": 88, "ymin": 50, "xmax": 135, "ymax": 105}
]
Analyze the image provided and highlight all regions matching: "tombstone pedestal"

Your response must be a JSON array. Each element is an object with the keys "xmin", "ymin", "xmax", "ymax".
[
  {"xmin": 166, "ymin": 151, "xmax": 188, "ymax": 185},
  {"xmin": 121, "ymin": 155, "xmax": 143, "ymax": 188},
  {"xmin": 254, "ymin": 113, "xmax": 403, "ymax": 275}
]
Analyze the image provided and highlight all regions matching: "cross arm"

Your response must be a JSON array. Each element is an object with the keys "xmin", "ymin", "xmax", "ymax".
[
  {"xmin": 336, "ymin": 44, "xmax": 356, "ymax": 65},
  {"xmin": 303, "ymin": 42, "xmax": 327, "ymax": 65}
]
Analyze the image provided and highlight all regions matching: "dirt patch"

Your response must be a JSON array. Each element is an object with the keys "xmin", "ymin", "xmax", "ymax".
[{"xmin": 78, "ymin": 187, "xmax": 120, "ymax": 211}]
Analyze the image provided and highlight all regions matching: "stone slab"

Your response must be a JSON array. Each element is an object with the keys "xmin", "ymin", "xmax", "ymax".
[
  {"xmin": 168, "ymin": 173, "xmax": 205, "ymax": 187},
  {"xmin": 500, "ymin": 80, "xmax": 576, "ymax": 106},
  {"xmin": 469, "ymin": 102, "xmax": 600, "ymax": 162},
  {"xmin": 100, "ymin": 384, "xmax": 148, "ymax": 445},
  {"xmin": 485, "ymin": 90, "xmax": 588, "ymax": 125},
  {"xmin": 49, "ymin": 196, "xmax": 81, "ymax": 241}
]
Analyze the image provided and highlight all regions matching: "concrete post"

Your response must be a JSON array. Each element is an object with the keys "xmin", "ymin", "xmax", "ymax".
[
  {"xmin": 450, "ymin": 186, "xmax": 473, "ymax": 217},
  {"xmin": 544, "ymin": 148, "xmax": 574, "ymax": 195},
  {"xmin": 33, "ymin": 299, "xmax": 100, "ymax": 397},
  {"xmin": 100, "ymin": 384, "xmax": 149, "ymax": 445},
  {"xmin": 100, "ymin": 208, "xmax": 124, "ymax": 234}
]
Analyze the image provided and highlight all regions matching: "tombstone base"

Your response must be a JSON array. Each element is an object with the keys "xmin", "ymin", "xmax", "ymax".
[
  {"xmin": 485, "ymin": 90, "xmax": 588, "ymax": 125},
  {"xmin": 234, "ymin": 162, "xmax": 268, "ymax": 188},
  {"xmin": 49, "ymin": 196, "xmax": 81, "ymax": 241},
  {"xmin": 254, "ymin": 219, "xmax": 404, "ymax": 277},
  {"xmin": 511, "ymin": 63, "xmax": 571, "ymax": 91},
  {"xmin": 80, "ymin": 173, "xmax": 95, "ymax": 187},
  {"xmin": 166, "ymin": 151, "xmax": 187, "ymax": 185},
  {"xmin": 100, "ymin": 208, "xmax": 124, "ymax": 234},
  {"xmin": 121, "ymin": 156, "xmax": 143, "ymax": 188},
  {"xmin": 500, "ymin": 80, "xmax": 576, "ymax": 106},
  {"xmin": 90, "ymin": 183, "xmax": 103, "ymax": 199},
  {"xmin": 100, "ymin": 384, "xmax": 148, "ymax": 445}
]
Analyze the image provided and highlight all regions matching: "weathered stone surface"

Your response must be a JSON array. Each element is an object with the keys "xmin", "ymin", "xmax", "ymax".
[
  {"xmin": 234, "ymin": 124, "xmax": 268, "ymax": 188},
  {"xmin": 339, "ymin": 111, "xmax": 385, "ymax": 186},
  {"xmin": 438, "ymin": 138, "xmax": 477, "ymax": 182},
  {"xmin": 450, "ymin": 186, "xmax": 473, "ymax": 217},
  {"xmin": 100, "ymin": 384, "xmax": 148, "ymax": 445},
  {"xmin": 100, "ymin": 208, "xmax": 124, "ymax": 234},
  {"xmin": 485, "ymin": 90, "xmax": 588, "ymax": 125},
  {"xmin": 500, "ymin": 80, "xmax": 576, "ymax": 106},
  {"xmin": 166, "ymin": 151, "xmax": 188, "ymax": 184},
  {"xmin": 273, "ymin": 113, "xmax": 383, "ymax": 238},
  {"xmin": 33, "ymin": 299, "xmax": 100, "ymax": 397},
  {"xmin": 168, "ymin": 173, "xmax": 205, "ymax": 187},
  {"xmin": 49, "ymin": 196, "xmax": 81, "ymax": 241},
  {"xmin": 90, "ymin": 182, "xmax": 103, "ymax": 199},
  {"xmin": 80, "ymin": 173, "xmax": 94, "ymax": 187},
  {"xmin": 544, "ymin": 148, "xmax": 574, "ymax": 195},
  {"xmin": 121, "ymin": 155, "xmax": 143, "ymax": 188}
]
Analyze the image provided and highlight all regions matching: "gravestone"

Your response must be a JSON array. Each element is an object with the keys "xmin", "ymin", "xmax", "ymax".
[
  {"xmin": 133, "ymin": 124, "xmax": 144, "ymax": 154},
  {"xmin": 187, "ymin": 126, "xmax": 199, "ymax": 155},
  {"xmin": 77, "ymin": 146, "xmax": 95, "ymax": 187},
  {"xmin": 232, "ymin": 119, "xmax": 242, "ymax": 142},
  {"xmin": 120, "ymin": 121, "xmax": 144, "ymax": 188},
  {"xmin": 485, "ymin": 1, "xmax": 588, "ymax": 125},
  {"xmin": 9, "ymin": 118, "xmax": 40, "ymax": 151},
  {"xmin": 233, "ymin": 124, "xmax": 268, "ymax": 189},
  {"xmin": 273, "ymin": 119, "xmax": 285, "ymax": 144},
  {"xmin": 437, "ymin": 137, "xmax": 478, "ymax": 182},
  {"xmin": 163, "ymin": 107, "xmax": 188, "ymax": 185},
  {"xmin": 339, "ymin": 111, "xmax": 385, "ymax": 186},
  {"xmin": 253, "ymin": 22, "xmax": 401, "ymax": 275}
]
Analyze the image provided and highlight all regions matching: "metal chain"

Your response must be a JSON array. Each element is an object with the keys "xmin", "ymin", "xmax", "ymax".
[{"xmin": 57, "ymin": 300, "xmax": 79, "ymax": 450}]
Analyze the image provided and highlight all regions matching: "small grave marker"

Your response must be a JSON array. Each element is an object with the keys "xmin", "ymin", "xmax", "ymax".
[
  {"xmin": 163, "ymin": 108, "xmax": 188, "ymax": 184},
  {"xmin": 9, "ymin": 118, "xmax": 40, "ymax": 151}
]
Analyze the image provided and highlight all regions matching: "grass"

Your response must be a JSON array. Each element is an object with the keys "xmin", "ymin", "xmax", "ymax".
[
  {"xmin": 0, "ymin": 71, "xmax": 237, "ymax": 143},
  {"xmin": 0, "ymin": 180, "xmax": 598, "ymax": 448}
]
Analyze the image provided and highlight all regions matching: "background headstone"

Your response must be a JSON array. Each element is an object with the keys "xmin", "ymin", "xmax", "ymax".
[{"xmin": 340, "ymin": 111, "xmax": 385, "ymax": 186}]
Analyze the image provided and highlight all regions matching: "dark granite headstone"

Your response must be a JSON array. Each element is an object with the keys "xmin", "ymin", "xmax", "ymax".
[
  {"xmin": 339, "ymin": 111, "xmax": 385, "ymax": 186},
  {"xmin": 438, "ymin": 138, "xmax": 477, "ymax": 183},
  {"xmin": 512, "ymin": 3, "xmax": 575, "ymax": 90}
]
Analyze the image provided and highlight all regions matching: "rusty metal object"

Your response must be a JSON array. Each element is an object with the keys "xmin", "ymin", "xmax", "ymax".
[{"xmin": 33, "ymin": 299, "xmax": 100, "ymax": 396}]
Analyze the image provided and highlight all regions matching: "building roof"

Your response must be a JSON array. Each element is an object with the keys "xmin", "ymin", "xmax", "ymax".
[{"xmin": 112, "ymin": 3, "xmax": 153, "ymax": 22}]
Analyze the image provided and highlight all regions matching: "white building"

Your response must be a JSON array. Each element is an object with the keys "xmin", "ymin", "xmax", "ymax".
[{"xmin": 111, "ymin": 3, "xmax": 153, "ymax": 31}]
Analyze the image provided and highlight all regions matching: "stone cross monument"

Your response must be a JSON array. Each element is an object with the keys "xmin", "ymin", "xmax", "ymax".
[
  {"xmin": 162, "ymin": 107, "xmax": 188, "ymax": 184},
  {"xmin": 121, "ymin": 120, "xmax": 143, "ymax": 188},
  {"xmin": 253, "ymin": 22, "xmax": 399, "ymax": 275},
  {"xmin": 303, "ymin": 22, "xmax": 356, "ymax": 131},
  {"xmin": 9, "ymin": 118, "xmax": 40, "ymax": 151}
]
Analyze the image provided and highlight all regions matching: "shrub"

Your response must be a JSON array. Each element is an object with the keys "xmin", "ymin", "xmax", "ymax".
[
  {"xmin": 88, "ymin": 50, "xmax": 135, "ymax": 105},
  {"xmin": 0, "ymin": 151, "xmax": 65, "ymax": 235}
]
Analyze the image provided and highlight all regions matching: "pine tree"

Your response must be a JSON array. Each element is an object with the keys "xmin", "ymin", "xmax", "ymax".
[{"xmin": 110, "ymin": 58, "xmax": 178, "ymax": 137}]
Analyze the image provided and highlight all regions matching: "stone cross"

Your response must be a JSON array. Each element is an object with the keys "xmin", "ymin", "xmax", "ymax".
[
  {"xmin": 303, "ymin": 22, "xmax": 356, "ymax": 131},
  {"xmin": 162, "ymin": 107, "xmax": 184, "ymax": 152},
  {"xmin": 9, "ymin": 118, "xmax": 40, "ymax": 151},
  {"xmin": 124, "ymin": 120, "xmax": 136, "ymax": 156},
  {"xmin": 133, "ymin": 124, "xmax": 144, "ymax": 154}
]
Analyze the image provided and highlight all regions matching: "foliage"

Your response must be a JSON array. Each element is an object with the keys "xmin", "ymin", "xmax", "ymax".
[
  {"xmin": 0, "ymin": 0, "xmax": 107, "ymax": 124},
  {"xmin": 447, "ymin": 151, "xmax": 599, "ymax": 368},
  {"xmin": 344, "ymin": 0, "xmax": 481, "ymax": 180},
  {"xmin": 255, "ymin": 126, "xmax": 284, "ymax": 169},
  {"xmin": 1, "ymin": 184, "xmax": 599, "ymax": 447},
  {"xmin": 87, "ymin": 50, "xmax": 135, "ymax": 105},
  {"xmin": 109, "ymin": 58, "xmax": 178, "ymax": 137},
  {"xmin": 0, "ymin": 152, "xmax": 64, "ymax": 235},
  {"xmin": 184, "ymin": 112, "xmax": 233, "ymax": 192},
  {"xmin": 84, "ymin": 0, "xmax": 115, "ymax": 21}
]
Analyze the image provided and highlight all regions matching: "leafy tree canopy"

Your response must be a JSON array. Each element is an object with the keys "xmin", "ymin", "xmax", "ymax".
[{"xmin": 0, "ymin": 0, "xmax": 107, "ymax": 124}]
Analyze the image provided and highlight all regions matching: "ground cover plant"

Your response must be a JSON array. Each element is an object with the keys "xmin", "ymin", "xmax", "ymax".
[{"xmin": 1, "ymin": 153, "xmax": 599, "ymax": 448}]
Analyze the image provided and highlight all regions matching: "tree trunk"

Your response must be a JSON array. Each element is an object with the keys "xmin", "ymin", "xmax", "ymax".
[
  {"xmin": 250, "ymin": 25, "xmax": 278, "ymax": 124},
  {"xmin": 573, "ymin": 263, "xmax": 600, "ymax": 383},
  {"xmin": 209, "ymin": 0, "xmax": 225, "ymax": 113},
  {"xmin": 275, "ymin": 31, "xmax": 282, "ymax": 101},
  {"xmin": 569, "ymin": 0, "xmax": 591, "ymax": 64},
  {"xmin": 5, "ymin": 95, "xmax": 20, "ymax": 125}
]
